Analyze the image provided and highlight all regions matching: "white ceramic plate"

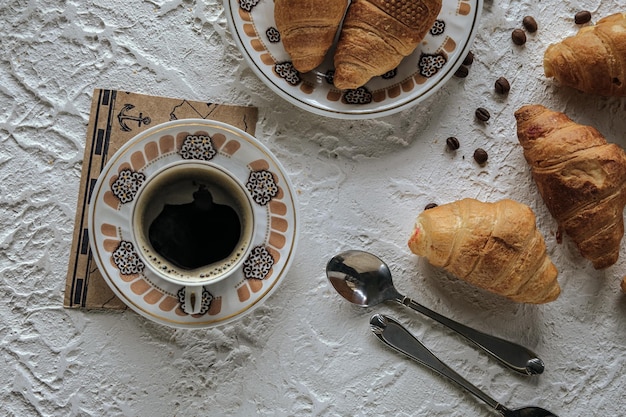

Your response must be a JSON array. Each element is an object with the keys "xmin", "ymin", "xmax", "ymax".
[
  {"xmin": 224, "ymin": 0, "xmax": 482, "ymax": 119},
  {"xmin": 88, "ymin": 120, "xmax": 298, "ymax": 328}
]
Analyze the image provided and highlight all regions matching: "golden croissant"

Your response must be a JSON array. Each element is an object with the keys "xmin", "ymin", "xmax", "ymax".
[
  {"xmin": 408, "ymin": 198, "xmax": 560, "ymax": 304},
  {"xmin": 274, "ymin": 0, "xmax": 349, "ymax": 73},
  {"xmin": 544, "ymin": 12, "xmax": 626, "ymax": 96},
  {"xmin": 333, "ymin": 0, "xmax": 442, "ymax": 90},
  {"xmin": 515, "ymin": 104, "xmax": 626, "ymax": 269}
]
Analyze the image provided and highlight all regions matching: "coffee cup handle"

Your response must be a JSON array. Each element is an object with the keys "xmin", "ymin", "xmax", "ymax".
[{"xmin": 183, "ymin": 285, "xmax": 204, "ymax": 315}]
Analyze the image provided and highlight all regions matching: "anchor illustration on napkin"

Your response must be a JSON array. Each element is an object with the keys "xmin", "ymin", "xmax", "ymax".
[{"xmin": 117, "ymin": 103, "xmax": 152, "ymax": 132}]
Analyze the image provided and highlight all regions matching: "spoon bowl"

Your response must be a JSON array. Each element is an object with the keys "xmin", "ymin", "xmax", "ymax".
[
  {"xmin": 327, "ymin": 252, "xmax": 400, "ymax": 307},
  {"xmin": 327, "ymin": 250, "xmax": 545, "ymax": 376}
]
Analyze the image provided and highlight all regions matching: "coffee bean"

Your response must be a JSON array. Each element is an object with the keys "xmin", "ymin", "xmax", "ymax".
[
  {"xmin": 463, "ymin": 51, "xmax": 474, "ymax": 66},
  {"xmin": 446, "ymin": 136, "xmax": 460, "ymax": 150},
  {"xmin": 475, "ymin": 107, "xmax": 490, "ymax": 122},
  {"xmin": 473, "ymin": 148, "xmax": 488, "ymax": 165},
  {"xmin": 512, "ymin": 28, "xmax": 527, "ymax": 45},
  {"xmin": 424, "ymin": 203, "xmax": 438, "ymax": 210},
  {"xmin": 522, "ymin": 16, "xmax": 538, "ymax": 33},
  {"xmin": 454, "ymin": 65, "xmax": 469, "ymax": 78},
  {"xmin": 575, "ymin": 10, "xmax": 592, "ymax": 24},
  {"xmin": 495, "ymin": 77, "xmax": 511, "ymax": 94}
]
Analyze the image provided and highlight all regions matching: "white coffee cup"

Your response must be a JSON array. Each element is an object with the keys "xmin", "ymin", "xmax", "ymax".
[{"xmin": 130, "ymin": 160, "xmax": 255, "ymax": 314}]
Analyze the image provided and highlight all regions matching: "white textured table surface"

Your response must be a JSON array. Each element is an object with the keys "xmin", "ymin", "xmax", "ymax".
[{"xmin": 1, "ymin": 1, "xmax": 625, "ymax": 416}]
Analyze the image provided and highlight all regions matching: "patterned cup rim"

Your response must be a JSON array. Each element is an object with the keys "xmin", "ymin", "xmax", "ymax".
[{"xmin": 129, "ymin": 160, "xmax": 256, "ymax": 286}]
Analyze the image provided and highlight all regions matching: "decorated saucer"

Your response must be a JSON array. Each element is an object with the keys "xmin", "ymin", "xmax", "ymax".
[
  {"xmin": 224, "ymin": 0, "xmax": 482, "ymax": 119},
  {"xmin": 88, "ymin": 119, "xmax": 298, "ymax": 328}
]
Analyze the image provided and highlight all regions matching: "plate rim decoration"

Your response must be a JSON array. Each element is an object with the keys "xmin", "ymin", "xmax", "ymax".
[
  {"xmin": 88, "ymin": 119, "xmax": 299, "ymax": 328},
  {"xmin": 224, "ymin": 0, "xmax": 483, "ymax": 119}
]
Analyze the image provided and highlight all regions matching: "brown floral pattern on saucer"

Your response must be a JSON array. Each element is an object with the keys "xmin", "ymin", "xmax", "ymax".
[
  {"xmin": 111, "ymin": 169, "xmax": 145, "ymax": 204},
  {"xmin": 274, "ymin": 62, "xmax": 300, "ymax": 86},
  {"xmin": 112, "ymin": 241, "xmax": 145, "ymax": 275},
  {"xmin": 243, "ymin": 245, "xmax": 275, "ymax": 280},
  {"xmin": 179, "ymin": 134, "xmax": 217, "ymax": 161},
  {"xmin": 247, "ymin": 170, "xmax": 279, "ymax": 205},
  {"xmin": 239, "ymin": 0, "xmax": 259, "ymax": 12},
  {"xmin": 419, "ymin": 53, "xmax": 448, "ymax": 78}
]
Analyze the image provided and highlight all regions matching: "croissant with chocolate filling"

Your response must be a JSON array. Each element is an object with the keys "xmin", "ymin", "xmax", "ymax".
[
  {"xmin": 408, "ymin": 198, "xmax": 560, "ymax": 304},
  {"xmin": 515, "ymin": 104, "xmax": 626, "ymax": 269},
  {"xmin": 274, "ymin": 0, "xmax": 349, "ymax": 73},
  {"xmin": 544, "ymin": 12, "xmax": 626, "ymax": 96},
  {"xmin": 333, "ymin": 0, "xmax": 442, "ymax": 90}
]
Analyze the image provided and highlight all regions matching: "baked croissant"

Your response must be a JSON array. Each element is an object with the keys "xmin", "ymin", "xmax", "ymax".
[
  {"xmin": 408, "ymin": 198, "xmax": 560, "ymax": 304},
  {"xmin": 274, "ymin": 0, "xmax": 349, "ymax": 73},
  {"xmin": 515, "ymin": 104, "xmax": 626, "ymax": 269},
  {"xmin": 333, "ymin": 0, "xmax": 442, "ymax": 90},
  {"xmin": 544, "ymin": 12, "xmax": 626, "ymax": 96}
]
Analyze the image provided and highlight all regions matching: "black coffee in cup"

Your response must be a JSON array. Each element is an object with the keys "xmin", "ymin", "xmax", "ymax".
[{"xmin": 148, "ymin": 184, "xmax": 241, "ymax": 269}]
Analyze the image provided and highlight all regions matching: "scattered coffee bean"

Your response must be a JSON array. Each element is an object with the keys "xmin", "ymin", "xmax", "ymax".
[
  {"xmin": 575, "ymin": 10, "xmax": 592, "ymax": 25},
  {"xmin": 446, "ymin": 136, "xmax": 460, "ymax": 150},
  {"xmin": 512, "ymin": 28, "xmax": 527, "ymax": 45},
  {"xmin": 522, "ymin": 16, "xmax": 538, "ymax": 33},
  {"xmin": 555, "ymin": 229, "xmax": 563, "ymax": 244},
  {"xmin": 454, "ymin": 65, "xmax": 469, "ymax": 78},
  {"xmin": 424, "ymin": 203, "xmax": 438, "ymax": 210},
  {"xmin": 463, "ymin": 51, "xmax": 474, "ymax": 66},
  {"xmin": 475, "ymin": 107, "xmax": 491, "ymax": 122},
  {"xmin": 495, "ymin": 76, "xmax": 511, "ymax": 94},
  {"xmin": 473, "ymin": 148, "xmax": 488, "ymax": 165}
]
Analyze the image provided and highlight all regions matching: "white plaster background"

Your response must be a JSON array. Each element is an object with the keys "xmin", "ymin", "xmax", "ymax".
[{"xmin": 1, "ymin": 0, "xmax": 625, "ymax": 416}]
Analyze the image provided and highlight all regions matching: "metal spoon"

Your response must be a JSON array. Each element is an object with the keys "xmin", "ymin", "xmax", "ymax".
[
  {"xmin": 326, "ymin": 250, "xmax": 544, "ymax": 376},
  {"xmin": 370, "ymin": 314, "xmax": 558, "ymax": 417}
]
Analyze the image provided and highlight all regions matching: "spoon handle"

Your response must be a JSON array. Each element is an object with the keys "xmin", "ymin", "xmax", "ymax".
[
  {"xmin": 400, "ymin": 297, "xmax": 544, "ymax": 376},
  {"xmin": 370, "ymin": 314, "xmax": 504, "ymax": 412}
]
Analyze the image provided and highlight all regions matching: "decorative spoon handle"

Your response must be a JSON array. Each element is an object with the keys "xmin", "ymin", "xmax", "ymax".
[
  {"xmin": 371, "ymin": 314, "xmax": 559, "ymax": 417},
  {"xmin": 399, "ymin": 296, "xmax": 544, "ymax": 376},
  {"xmin": 370, "ymin": 314, "xmax": 502, "ymax": 410}
]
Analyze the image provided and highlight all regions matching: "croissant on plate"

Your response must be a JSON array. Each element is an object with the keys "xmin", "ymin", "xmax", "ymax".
[
  {"xmin": 544, "ymin": 12, "xmax": 626, "ymax": 96},
  {"xmin": 407, "ymin": 198, "xmax": 560, "ymax": 304},
  {"xmin": 333, "ymin": 0, "xmax": 442, "ymax": 90},
  {"xmin": 274, "ymin": 0, "xmax": 349, "ymax": 73},
  {"xmin": 515, "ymin": 104, "xmax": 626, "ymax": 269}
]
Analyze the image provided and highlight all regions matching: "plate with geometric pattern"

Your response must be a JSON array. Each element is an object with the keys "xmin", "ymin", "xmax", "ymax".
[
  {"xmin": 88, "ymin": 119, "xmax": 298, "ymax": 328},
  {"xmin": 224, "ymin": 0, "xmax": 482, "ymax": 119}
]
